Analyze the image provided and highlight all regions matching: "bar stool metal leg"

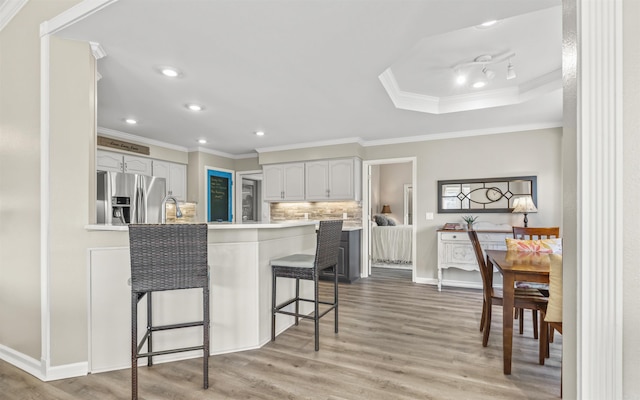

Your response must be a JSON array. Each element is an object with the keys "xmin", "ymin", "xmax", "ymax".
[
  {"xmin": 147, "ymin": 293, "xmax": 153, "ymax": 367},
  {"xmin": 131, "ymin": 292, "xmax": 138, "ymax": 400},
  {"xmin": 271, "ymin": 273, "xmax": 277, "ymax": 342},
  {"xmin": 334, "ymin": 266, "xmax": 339, "ymax": 334},
  {"xmin": 295, "ymin": 278, "xmax": 300, "ymax": 326}
]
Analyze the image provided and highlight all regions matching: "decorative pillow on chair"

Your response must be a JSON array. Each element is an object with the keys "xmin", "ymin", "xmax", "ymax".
[
  {"xmin": 374, "ymin": 214, "xmax": 388, "ymax": 226},
  {"xmin": 387, "ymin": 218, "xmax": 396, "ymax": 226},
  {"xmin": 545, "ymin": 253, "xmax": 563, "ymax": 323},
  {"xmin": 505, "ymin": 238, "xmax": 562, "ymax": 253}
]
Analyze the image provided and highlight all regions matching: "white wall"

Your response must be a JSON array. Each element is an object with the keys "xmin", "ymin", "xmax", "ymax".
[
  {"xmin": 365, "ymin": 128, "xmax": 562, "ymax": 285},
  {"xmin": 0, "ymin": 0, "xmax": 82, "ymax": 364}
]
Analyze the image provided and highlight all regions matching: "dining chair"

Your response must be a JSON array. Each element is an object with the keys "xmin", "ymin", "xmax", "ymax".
[
  {"xmin": 511, "ymin": 226, "xmax": 560, "ymax": 337},
  {"xmin": 468, "ymin": 230, "xmax": 548, "ymax": 348},
  {"xmin": 128, "ymin": 224, "xmax": 210, "ymax": 400},
  {"xmin": 271, "ymin": 219, "xmax": 343, "ymax": 351}
]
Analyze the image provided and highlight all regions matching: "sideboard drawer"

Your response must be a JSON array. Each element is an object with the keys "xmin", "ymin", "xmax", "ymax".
[{"xmin": 440, "ymin": 232, "xmax": 468, "ymax": 241}]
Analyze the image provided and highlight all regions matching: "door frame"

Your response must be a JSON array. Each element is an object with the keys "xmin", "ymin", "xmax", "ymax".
[
  {"xmin": 361, "ymin": 157, "xmax": 417, "ymax": 281},
  {"xmin": 235, "ymin": 170, "xmax": 263, "ymax": 222}
]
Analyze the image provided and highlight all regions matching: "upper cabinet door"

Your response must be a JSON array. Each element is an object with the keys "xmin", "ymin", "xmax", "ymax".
[
  {"xmin": 263, "ymin": 164, "xmax": 285, "ymax": 200},
  {"xmin": 327, "ymin": 159, "xmax": 355, "ymax": 200},
  {"xmin": 96, "ymin": 150, "xmax": 123, "ymax": 172},
  {"xmin": 168, "ymin": 163, "xmax": 187, "ymax": 201},
  {"xmin": 263, "ymin": 163, "xmax": 305, "ymax": 201},
  {"xmin": 305, "ymin": 161, "xmax": 329, "ymax": 200},
  {"xmin": 123, "ymin": 155, "xmax": 152, "ymax": 176},
  {"xmin": 282, "ymin": 163, "xmax": 305, "ymax": 200}
]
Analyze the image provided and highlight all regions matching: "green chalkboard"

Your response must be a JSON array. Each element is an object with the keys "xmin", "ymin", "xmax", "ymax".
[{"xmin": 209, "ymin": 175, "xmax": 230, "ymax": 221}]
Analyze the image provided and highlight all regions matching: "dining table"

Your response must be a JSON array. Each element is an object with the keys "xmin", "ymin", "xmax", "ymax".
[{"xmin": 485, "ymin": 249, "xmax": 551, "ymax": 375}]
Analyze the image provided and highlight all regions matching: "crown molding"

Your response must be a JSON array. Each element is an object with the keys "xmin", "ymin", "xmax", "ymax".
[
  {"xmin": 0, "ymin": 0, "xmax": 28, "ymax": 32},
  {"xmin": 361, "ymin": 121, "xmax": 562, "ymax": 148},
  {"xmin": 379, "ymin": 67, "xmax": 562, "ymax": 114},
  {"xmin": 187, "ymin": 146, "xmax": 258, "ymax": 160},
  {"xmin": 89, "ymin": 41, "xmax": 106, "ymax": 59},
  {"xmin": 40, "ymin": 0, "xmax": 118, "ymax": 36},
  {"xmin": 255, "ymin": 137, "xmax": 364, "ymax": 154}
]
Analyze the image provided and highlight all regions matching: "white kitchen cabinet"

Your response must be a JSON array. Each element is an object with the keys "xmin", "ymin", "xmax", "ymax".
[
  {"xmin": 123, "ymin": 155, "xmax": 152, "ymax": 175},
  {"xmin": 97, "ymin": 150, "xmax": 152, "ymax": 176},
  {"xmin": 305, "ymin": 158, "xmax": 360, "ymax": 201},
  {"xmin": 96, "ymin": 150, "xmax": 123, "ymax": 172},
  {"xmin": 152, "ymin": 160, "xmax": 187, "ymax": 201},
  {"xmin": 436, "ymin": 226, "xmax": 511, "ymax": 291},
  {"xmin": 263, "ymin": 163, "xmax": 305, "ymax": 201}
]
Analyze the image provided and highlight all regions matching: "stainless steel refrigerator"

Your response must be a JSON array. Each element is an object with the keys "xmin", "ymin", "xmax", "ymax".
[{"xmin": 97, "ymin": 171, "xmax": 167, "ymax": 225}]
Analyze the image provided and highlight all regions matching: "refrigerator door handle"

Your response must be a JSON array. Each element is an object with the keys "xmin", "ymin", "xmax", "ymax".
[{"xmin": 136, "ymin": 185, "xmax": 145, "ymax": 223}]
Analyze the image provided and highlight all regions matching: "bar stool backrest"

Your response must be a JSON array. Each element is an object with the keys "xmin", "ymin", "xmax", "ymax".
[
  {"xmin": 129, "ymin": 224, "xmax": 208, "ymax": 292},
  {"xmin": 314, "ymin": 220, "xmax": 343, "ymax": 272}
]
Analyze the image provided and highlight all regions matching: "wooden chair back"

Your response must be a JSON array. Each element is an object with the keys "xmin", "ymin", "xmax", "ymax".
[
  {"xmin": 468, "ymin": 230, "xmax": 492, "ymax": 298},
  {"xmin": 512, "ymin": 226, "xmax": 560, "ymax": 240}
]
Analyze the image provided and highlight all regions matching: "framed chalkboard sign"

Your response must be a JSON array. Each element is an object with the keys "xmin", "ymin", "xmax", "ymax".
[{"xmin": 207, "ymin": 169, "xmax": 233, "ymax": 222}]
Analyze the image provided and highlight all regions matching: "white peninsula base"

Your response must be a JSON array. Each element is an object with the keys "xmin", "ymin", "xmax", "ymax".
[{"xmin": 88, "ymin": 222, "xmax": 316, "ymax": 373}]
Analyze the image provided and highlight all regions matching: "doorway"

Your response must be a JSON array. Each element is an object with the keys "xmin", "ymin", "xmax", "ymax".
[
  {"xmin": 235, "ymin": 170, "xmax": 263, "ymax": 222},
  {"xmin": 362, "ymin": 158, "xmax": 417, "ymax": 281}
]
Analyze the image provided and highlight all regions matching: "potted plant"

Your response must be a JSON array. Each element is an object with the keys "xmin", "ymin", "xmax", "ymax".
[{"xmin": 462, "ymin": 215, "xmax": 478, "ymax": 230}]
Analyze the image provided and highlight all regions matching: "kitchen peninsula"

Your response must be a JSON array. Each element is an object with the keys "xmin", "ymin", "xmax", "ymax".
[{"xmin": 86, "ymin": 221, "xmax": 317, "ymax": 373}]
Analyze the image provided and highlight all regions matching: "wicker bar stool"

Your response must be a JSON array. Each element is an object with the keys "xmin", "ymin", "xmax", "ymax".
[
  {"xmin": 128, "ymin": 224, "xmax": 210, "ymax": 400},
  {"xmin": 271, "ymin": 220, "xmax": 343, "ymax": 351}
]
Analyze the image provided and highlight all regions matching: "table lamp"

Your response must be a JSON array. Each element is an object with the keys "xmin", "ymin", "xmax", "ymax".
[
  {"xmin": 512, "ymin": 195, "xmax": 537, "ymax": 227},
  {"xmin": 381, "ymin": 204, "xmax": 392, "ymax": 214}
]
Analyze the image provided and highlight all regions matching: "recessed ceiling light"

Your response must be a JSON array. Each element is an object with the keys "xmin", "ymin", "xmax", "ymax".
[
  {"xmin": 198, "ymin": 139, "xmax": 207, "ymax": 144},
  {"xmin": 255, "ymin": 131, "xmax": 265, "ymax": 136},
  {"xmin": 159, "ymin": 67, "xmax": 180, "ymax": 78},
  {"xmin": 125, "ymin": 118, "xmax": 137, "ymax": 124},
  {"xmin": 476, "ymin": 19, "xmax": 499, "ymax": 29},
  {"xmin": 472, "ymin": 81, "xmax": 487, "ymax": 89},
  {"xmin": 186, "ymin": 104, "xmax": 204, "ymax": 112},
  {"xmin": 455, "ymin": 74, "xmax": 467, "ymax": 85}
]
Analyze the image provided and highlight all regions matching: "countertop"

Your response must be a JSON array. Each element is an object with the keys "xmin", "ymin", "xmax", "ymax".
[
  {"xmin": 86, "ymin": 220, "xmax": 362, "ymax": 232},
  {"xmin": 85, "ymin": 221, "xmax": 317, "ymax": 231}
]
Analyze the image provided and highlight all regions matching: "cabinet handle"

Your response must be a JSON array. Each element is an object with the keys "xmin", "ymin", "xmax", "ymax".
[{"xmin": 453, "ymin": 235, "xmax": 457, "ymax": 239}]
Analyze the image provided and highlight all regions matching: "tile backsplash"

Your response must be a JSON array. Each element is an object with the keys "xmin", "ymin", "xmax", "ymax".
[
  {"xmin": 270, "ymin": 201, "xmax": 362, "ymax": 226},
  {"xmin": 165, "ymin": 202, "xmax": 198, "ymax": 223}
]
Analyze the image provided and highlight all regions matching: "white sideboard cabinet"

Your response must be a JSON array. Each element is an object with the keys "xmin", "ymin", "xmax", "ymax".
[
  {"xmin": 263, "ymin": 163, "xmax": 305, "ymax": 201},
  {"xmin": 436, "ymin": 224, "xmax": 512, "ymax": 291},
  {"xmin": 305, "ymin": 158, "xmax": 361, "ymax": 201},
  {"xmin": 97, "ymin": 149, "xmax": 152, "ymax": 176}
]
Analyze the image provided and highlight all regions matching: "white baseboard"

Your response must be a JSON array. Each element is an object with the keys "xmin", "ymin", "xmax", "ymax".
[
  {"xmin": 414, "ymin": 277, "xmax": 437, "ymax": 285},
  {"xmin": 413, "ymin": 277, "xmax": 483, "ymax": 291},
  {"xmin": 0, "ymin": 344, "xmax": 45, "ymax": 380},
  {"xmin": 0, "ymin": 344, "xmax": 88, "ymax": 381},
  {"xmin": 44, "ymin": 362, "xmax": 88, "ymax": 381}
]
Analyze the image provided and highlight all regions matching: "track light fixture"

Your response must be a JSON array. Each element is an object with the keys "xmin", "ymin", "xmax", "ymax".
[
  {"xmin": 452, "ymin": 51, "xmax": 516, "ymax": 88},
  {"xmin": 506, "ymin": 59, "xmax": 516, "ymax": 80}
]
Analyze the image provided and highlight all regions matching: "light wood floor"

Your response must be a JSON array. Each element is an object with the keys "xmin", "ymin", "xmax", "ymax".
[{"xmin": 0, "ymin": 268, "xmax": 562, "ymax": 399}]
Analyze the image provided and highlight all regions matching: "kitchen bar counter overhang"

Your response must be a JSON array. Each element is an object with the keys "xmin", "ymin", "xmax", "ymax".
[{"xmin": 87, "ymin": 221, "xmax": 320, "ymax": 373}]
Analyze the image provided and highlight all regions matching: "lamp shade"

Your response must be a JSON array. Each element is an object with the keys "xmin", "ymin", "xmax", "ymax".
[
  {"xmin": 381, "ymin": 204, "xmax": 392, "ymax": 214},
  {"xmin": 512, "ymin": 195, "xmax": 538, "ymax": 213}
]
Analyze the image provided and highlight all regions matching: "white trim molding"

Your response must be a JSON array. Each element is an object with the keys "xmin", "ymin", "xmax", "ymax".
[
  {"xmin": 577, "ymin": 0, "xmax": 624, "ymax": 398},
  {"xmin": 0, "ymin": 0, "xmax": 28, "ymax": 31}
]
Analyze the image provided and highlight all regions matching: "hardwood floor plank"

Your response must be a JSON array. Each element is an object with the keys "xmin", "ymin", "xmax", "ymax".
[{"xmin": 0, "ymin": 267, "xmax": 561, "ymax": 399}]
